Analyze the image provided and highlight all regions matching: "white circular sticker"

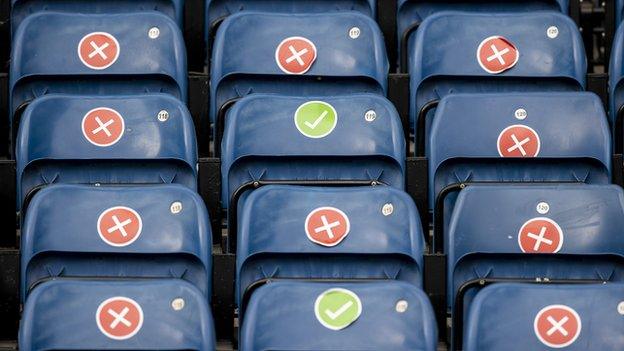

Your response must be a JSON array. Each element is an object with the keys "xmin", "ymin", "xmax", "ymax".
[
  {"xmin": 364, "ymin": 110, "xmax": 377, "ymax": 122},
  {"xmin": 395, "ymin": 300, "xmax": 408, "ymax": 313},
  {"xmin": 170, "ymin": 201, "xmax": 183, "ymax": 214},
  {"xmin": 515, "ymin": 108, "xmax": 527, "ymax": 120},
  {"xmin": 157, "ymin": 110, "xmax": 169, "ymax": 122},
  {"xmin": 536, "ymin": 202, "xmax": 550, "ymax": 214},
  {"xmin": 148, "ymin": 27, "xmax": 160, "ymax": 39},
  {"xmin": 349, "ymin": 27, "xmax": 361, "ymax": 39},
  {"xmin": 171, "ymin": 298, "xmax": 185, "ymax": 311},
  {"xmin": 618, "ymin": 301, "xmax": 624, "ymax": 315},
  {"xmin": 382, "ymin": 203, "xmax": 394, "ymax": 216},
  {"xmin": 547, "ymin": 26, "xmax": 559, "ymax": 39}
]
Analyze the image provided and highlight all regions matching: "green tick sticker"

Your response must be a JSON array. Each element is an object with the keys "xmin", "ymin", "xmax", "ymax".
[
  {"xmin": 314, "ymin": 288, "xmax": 362, "ymax": 331},
  {"xmin": 294, "ymin": 101, "xmax": 338, "ymax": 138}
]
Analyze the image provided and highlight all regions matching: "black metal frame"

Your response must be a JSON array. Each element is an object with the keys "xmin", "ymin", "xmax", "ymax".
[
  {"xmin": 399, "ymin": 22, "xmax": 420, "ymax": 73},
  {"xmin": 415, "ymin": 100, "xmax": 438, "ymax": 157},
  {"xmin": 214, "ymin": 97, "xmax": 240, "ymax": 157},
  {"xmin": 616, "ymin": 104, "xmax": 624, "ymax": 154}
]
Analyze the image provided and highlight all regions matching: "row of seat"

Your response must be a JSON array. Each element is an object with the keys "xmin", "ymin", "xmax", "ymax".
[
  {"xmin": 18, "ymin": 182, "xmax": 624, "ymax": 349},
  {"xmin": 11, "ymin": 0, "xmax": 619, "ymax": 72},
  {"xmin": 9, "ymin": 9, "xmax": 624, "ymax": 149},
  {"xmin": 9, "ymin": 3, "xmax": 220, "ymax": 351}
]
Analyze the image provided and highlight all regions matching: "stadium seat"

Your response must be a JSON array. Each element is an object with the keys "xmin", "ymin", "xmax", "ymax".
[
  {"xmin": 240, "ymin": 281, "xmax": 437, "ymax": 351},
  {"xmin": 206, "ymin": 0, "xmax": 375, "ymax": 45},
  {"xmin": 448, "ymin": 184, "xmax": 624, "ymax": 349},
  {"xmin": 397, "ymin": 2, "xmax": 568, "ymax": 70},
  {"xmin": 221, "ymin": 93, "xmax": 405, "ymax": 209},
  {"xmin": 609, "ymin": 22, "xmax": 624, "ymax": 151},
  {"xmin": 410, "ymin": 12, "xmax": 586, "ymax": 139},
  {"xmin": 16, "ymin": 94, "xmax": 197, "ymax": 211},
  {"xmin": 464, "ymin": 283, "xmax": 624, "ymax": 350},
  {"xmin": 20, "ymin": 184, "xmax": 211, "ymax": 302},
  {"xmin": 210, "ymin": 12, "xmax": 388, "ymax": 137},
  {"xmin": 19, "ymin": 279, "xmax": 216, "ymax": 350},
  {"xmin": 236, "ymin": 185, "xmax": 424, "ymax": 311},
  {"xmin": 10, "ymin": 12, "xmax": 187, "ymax": 131},
  {"xmin": 429, "ymin": 92, "xmax": 611, "ymax": 239},
  {"xmin": 11, "ymin": 0, "xmax": 184, "ymax": 35}
]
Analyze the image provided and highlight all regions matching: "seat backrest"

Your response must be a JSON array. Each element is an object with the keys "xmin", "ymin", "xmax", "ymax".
[
  {"xmin": 10, "ymin": 12, "xmax": 187, "ymax": 124},
  {"xmin": 221, "ymin": 93, "xmax": 405, "ymax": 208},
  {"xmin": 429, "ymin": 92, "xmax": 610, "ymax": 216},
  {"xmin": 609, "ymin": 22, "xmax": 624, "ymax": 134},
  {"xmin": 465, "ymin": 283, "xmax": 624, "ymax": 350},
  {"xmin": 397, "ymin": 1, "xmax": 567, "ymax": 65},
  {"xmin": 409, "ymin": 11, "xmax": 586, "ymax": 135},
  {"xmin": 448, "ymin": 184, "xmax": 624, "ymax": 309},
  {"xmin": 11, "ymin": 0, "xmax": 184, "ymax": 34},
  {"xmin": 19, "ymin": 279, "xmax": 216, "ymax": 350},
  {"xmin": 210, "ymin": 12, "xmax": 388, "ymax": 130},
  {"xmin": 21, "ymin": 184, "xmax": 211, "ymax": 302},
  {"xmin": 16, "ymin": 94, "xmax": 197, "ymax": 210},
  {"xmin": 240, "ymin": 281, "xmax": 437, "ymax": 351},
  {"xmin": 206, "ymin": 0, "xmax": 375, "ymax": 40},
  {"xmin": 237, "ymin": 185, "xmax": 424, "ymax": 309}
]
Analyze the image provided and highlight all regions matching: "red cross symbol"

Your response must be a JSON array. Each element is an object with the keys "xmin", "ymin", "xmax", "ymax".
[
  {"xmin": 97, "ymin": 206, "xmax": 143, "ymax": 247},
  {"xmin": 477, "ymin": 36, "xmax": 519, "ymax": 74},
  {"xmin": 518, "ymin": 217, "xmax": 564, "ymax": 253},
  {"xmin": 534, "ymin": 305, "xmax": 582, "ymax": 348},
  {"xmin": 96, "ymin": 296, "xmax": 144, "ymax": 340},
  {"xmin": 82, "ymin": 107, "xmax": 125, "ymax": 147},
  {"xmin": 305, "ymin": 206, "xmax": 350, "ymax": 247},
  {"xmin": 497, "ymin": 124, "xmax": 541, "ymax": 157},
  {"xmin": 78, "ymin": 32, "xmax": 120, "ymax": 70},
  {"xmin": 275, "ymin": 36, "xmax": 317, "ymax": 75}
]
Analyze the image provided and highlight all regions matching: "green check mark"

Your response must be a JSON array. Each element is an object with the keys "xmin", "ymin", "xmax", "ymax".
[
  {"xmin": 314, "ymin": 288, "xmax": 362, "ymax": 330},
  {"xmin": 294, "ymin": 101, "xmax": 338, "ymax": 138}
]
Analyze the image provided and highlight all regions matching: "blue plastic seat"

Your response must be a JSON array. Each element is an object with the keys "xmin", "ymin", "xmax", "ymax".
[
  {"xmin": 448, "ymin": 184, "xmax": 624, "ymax": 319},
  {"xmin": 464, "ymin": 283, "xmax": 624, "ymax": 350},
  {"xmin": 11, "ymin": 0, "xmax": 184, "ymax": 35},
  {"xmin": 206, "ymin": 0, "xmax": 375, "ymax": 43},
  {"xmin": 221, "ymin": 94, "xmax": 405, "ymax": 209},
  {"xmin": 236, "ymin": 185, "xmax": 424, "ymax": 311},
  {"xmin": 10, "ymin": 12, "xmax": 187, "ymax": 129},
  {"xmin": 21, "ymin": 184, "xmax": 211, "ymax": 302},
  {"xmin": 19, "ymin": 279, "xmax": 216, "ymax": 350},
  {"xmin": 16, "ymin": 94, "xmax": 197, "ymax": 211},
  {"xmin": 240, "ymin": 281, "xmax": 437, "ymax": 351},
  {"xmin": 609, "ymin": 22, "xmax": 624, "ymax": 150},
  {"xmin": 410, "ymin": 12, "xmax": 586, "ymax": 138},
  {"xmin": 210, "ymin": 12, "xmax": 388, "ymax": 136},
  {"xmin": 397, "ymin": 3, "xmax": 567, "ymax": 69},
  {"xmin": 429, "ymin": 92, "xmax": 610, "ymax": 237}
]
